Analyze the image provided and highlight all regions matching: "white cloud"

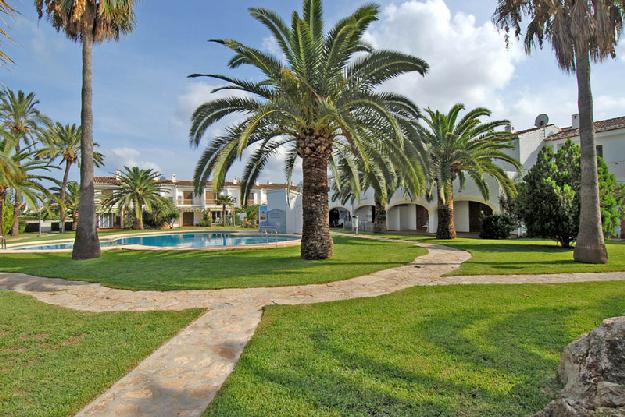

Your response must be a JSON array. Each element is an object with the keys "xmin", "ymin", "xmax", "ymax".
[
  {"xmin": 105, "ymin": 147, "xmax": 161, "ymax": 173},
  {"xmin": 365, "ymin": 0, "xmax": 524, "ymax": 113}
]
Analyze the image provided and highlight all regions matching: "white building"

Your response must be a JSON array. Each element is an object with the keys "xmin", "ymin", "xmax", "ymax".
[
  {"xmin": 94, "ymin": 174, "xmax": 294, "ymax": 228},
  {"xmin": 330, "ymin": 114, "xmax": 625, "ymax": 237}
]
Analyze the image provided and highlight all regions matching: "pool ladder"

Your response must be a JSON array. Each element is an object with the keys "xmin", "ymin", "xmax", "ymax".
[{"xmin": 262, "ymin": 227, "xmax": 279, "ymax": 245}]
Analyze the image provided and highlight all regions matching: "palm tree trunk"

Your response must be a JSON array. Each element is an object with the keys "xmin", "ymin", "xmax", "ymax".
[
  {"xmin": 573, "ymin": 48, "xmax": 608, "ymax": 264},
  {"xmin": 436, "ymin": 182, "xmax": 457, "ymax": 239},
  {"xmin": 0, "ymin": 189, "xmax": 5, "ymax": 237},
  {"xmin": 59, "ymin": 161, "xmax": 71, "ymax": 234},
  {"xmin": 134, "ymin": 201, "xmax": 143, "ymax": 230},
  {"xmin": 373, "ymin": 200, "xmax": 387, "ymax": 234},
  {"xmin": 222, "ymin": 205, "xmax": 226, "ymax": 227},
  {"xmin": 72, "ymin": 27, "xmax": 101, "ymax": 260},
  {"xmin": 10, "ymin": 144, "xmax": 20, "ymax": 236},
  {"xmin": 300, "ymin": 133, "xmax": 333, "ymax": 260}
]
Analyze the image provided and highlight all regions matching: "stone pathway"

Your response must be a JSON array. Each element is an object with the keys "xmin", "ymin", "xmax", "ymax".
[{"xmin": 1, "ymin": 241, "xmax": 624, "ymax": 417}]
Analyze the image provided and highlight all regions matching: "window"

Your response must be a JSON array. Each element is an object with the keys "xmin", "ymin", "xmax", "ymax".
[
  {"xmin": 182, "ymin": 191, "xmax": 193, "ymax": 205},
  {"xmin": 205, "ymin": 191, "xmax": 215, "ymax": 204},
  {"xmin": 596, "ymin": 145, "xmax": 604, "ymax": 158}
]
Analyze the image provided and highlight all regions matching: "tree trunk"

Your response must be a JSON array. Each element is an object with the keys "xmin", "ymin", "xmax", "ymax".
[
  {"xmin": 300, "ymin": 132, "xmax": 333, "ymax": 260},
  {"xmin": 134, "ymin": 201, "xmax": 143, "ymax": 230},
  {"xmin": 72, "ymin": 27, "xmax": 101, "ymax": 260},
  {"xmin": 59, "ymin": 161, "xmax": 72, "ymax": 234},
  {"xmin": 436, "ymin": 182, "xmax": 457, "ymax": 239},
  {"xmin": 10, "ymin": 190, "xmax": 20, "ymax": 236},
  {"xmin": 222, "ymin": 205, "xmax": 226, "ymax": 227},
  {"xmin": 0, "ymin": 189, "xmax": 5, "ymax": 237},
  {"xmin": 373, "ymin": 200, "xmax": 387, "ymax": 234},
  {"xmin": 573, "ymin": 49, "xmax": 608, "ymax": 264}
]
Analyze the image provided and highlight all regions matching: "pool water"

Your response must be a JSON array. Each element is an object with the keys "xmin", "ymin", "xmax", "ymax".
[{"xmin": 12, "ymin": 232, "xmax": 299, "ymax": 251}]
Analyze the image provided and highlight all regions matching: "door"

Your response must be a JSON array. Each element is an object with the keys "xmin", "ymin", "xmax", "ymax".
[
  {"xmin": 469, "ymin": 202, "xmax": 493, "ymax": 233},
  {"xmin": 182, "ymin": 212, "xmax": 194, "ymax": 227},
  {"xmin": 416, "ymin": 205, "xmax": 429, "ymax": 233}
]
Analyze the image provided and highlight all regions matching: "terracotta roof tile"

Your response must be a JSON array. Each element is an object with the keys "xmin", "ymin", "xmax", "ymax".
[{"xmin": 545, "ymin": 116, "xmax": 625, "ymax": 141}]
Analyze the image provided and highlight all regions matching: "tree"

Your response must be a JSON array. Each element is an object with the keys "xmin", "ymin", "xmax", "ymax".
[
  {"xmin": 0, "ymin": 142, "xmax": 57, "ymax": 237},
  {"xmin": 102, "ymin": 167, "xmax": 163, "ymax": 230},
  {"xmin": 331, "ymin": 134, "xmax": 424, "ymax": 234},
  {"xmin": 416, "ymin": 104, "xmax": 520, "ymax": 239},
  {"xmin": 215, "ymin": 194, "xmax": 235, "ymax": 227},
  {"xmin": 188, "ymin": 0, "xmax": 428, "ymax": 259},
  {"xmin": 516, "ymin": 140, "xmax": 623, "ymax": 246},
  {"xmin": 37, "ymin": 0, "xmax": 137, "ymax": 259},
  {"xmin": 0, "ymin": 0, "xmax": 15, "ymax": 64},
  {"xmin": 493, "ymin": 1, "xmax": 625, "ymax": 262},
  {"xmin": 38, "ymin": 122, "xmax": 103, "ymax": 233},
  {"xmin": 143, "ymin": 197, "xmax": 179, "ymax": 229},
  {"xmin": 0, "ymin": 89, "xmax": 50, "ymax": 236}
]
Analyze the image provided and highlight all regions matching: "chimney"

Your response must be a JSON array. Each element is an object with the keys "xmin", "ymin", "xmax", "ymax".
[
  {"xmin": 171, "ymin": 174, "xmax": 177, "ymax": 183},
  {"xmin": 572, "ymin": 114, "xmax": 580, "ymax": 129},
  {"xmin": 504, "ymin": 123, "xmax": 513, "ymax": 133}
]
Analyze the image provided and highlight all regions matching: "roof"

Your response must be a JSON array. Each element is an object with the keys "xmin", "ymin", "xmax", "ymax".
[
  {"xmin": 545, "ymin": 116, "xmax": 625, "ymax": 142},
  {"xmin": 513, "ymin": 124, "xmax": 555, "ymax": 137},
  {"xmin": 93, "ymin": 176, "xmax": 292, "ymax": 190}
]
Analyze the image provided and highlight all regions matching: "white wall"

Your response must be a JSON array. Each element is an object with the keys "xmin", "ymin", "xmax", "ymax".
[{"xmin": 454, "ymin": 201, "xmax": 470, "ymax": 233}]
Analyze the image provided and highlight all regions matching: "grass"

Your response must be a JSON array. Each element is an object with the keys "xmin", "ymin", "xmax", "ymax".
[
  {"xmin": 203, "ymin": 281, "xmax": 625, "ymax": 417},
  {"xmin": 0, "ymin": 236, "xmax": 425, "ymax": 291},
  {"xmin": 346, "ymin": 233, "xmax": 625, "ymax": 276},
  {"xmin": 5, "ymin": 226, "xmax": 249, "ymax": 244},
  {"xmin": 0, "ymin": 291, "xmax": 201, "ymax": 417}
]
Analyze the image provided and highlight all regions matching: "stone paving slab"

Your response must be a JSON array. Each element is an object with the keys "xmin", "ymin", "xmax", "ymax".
[{"xmin": 2, "ymin": 241, "xmax": 624, "ymax": 417}]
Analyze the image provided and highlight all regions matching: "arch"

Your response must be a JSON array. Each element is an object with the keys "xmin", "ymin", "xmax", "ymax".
[
  {"xmin": 453, "ymin": 200, "xmax": 494, "ymax": 233},
  {"xmin": 329, "ymin": 207, "xmax": 351, "ymax": 228},
  {"xmin": 387, "ymin": 203, "xmax": 431, "ymax": 233}
]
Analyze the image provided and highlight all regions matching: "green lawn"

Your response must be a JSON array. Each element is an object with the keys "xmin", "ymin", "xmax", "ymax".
[
  {"xmin": 0, "ymin": 236, "xmax": 425, "ymax": 290},
  {"xmin": 204, "ymin": 281, "xmax": 625, "ymax": 417},
  {"xmin": 351, "ymin": 233, "xmax": 625, "ymax": 276},
  {"xmin": 0, "ymin": 291, "xmax": 201, "ymax": 417}
]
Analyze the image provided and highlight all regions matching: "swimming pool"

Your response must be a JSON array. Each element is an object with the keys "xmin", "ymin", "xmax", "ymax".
[{"xmin": 10, "ymin": 232, "xmax": 300, "ymax": 251}]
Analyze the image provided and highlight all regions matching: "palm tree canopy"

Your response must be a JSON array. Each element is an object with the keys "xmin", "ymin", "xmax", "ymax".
[
  {"xmin": 0, "ymin": 89, "xmax": 50, "ymax": 147},
  {"xmin": 38, "ymin": 122, "xmax": 104, "ymax": 167},
  {"xmin": 215, "ymin": 194, "xmax": 235, "ymax": 206},
  {"xmin": 35, "ymin": 0, "xmax": 135, "ymax": 42},
  {"xmin": 493, "ymin": 0, "xmax": 625, "ymax": 71},
  {"xmin": 189, "ymin": 0, "xmax": 428, "ymax": 202},
  {"xmin": 103, "ymin": 166, "xmax": 164, "ymax": 214},
  {"xmin": 0, "ymin": 139, "xmax": 59, "ymax": 211},
  {"xmin": 417, "ymin": 104, "xmax": 521, "ymax": 204},
  {"xmin": 0, "ymin": 0, "xmax": 15, "ymax": 64}
]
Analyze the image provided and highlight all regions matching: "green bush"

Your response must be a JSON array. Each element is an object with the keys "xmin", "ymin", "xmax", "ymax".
[
  {"xmin": 479, "ymin": 215, "xmax": 516, "ymax": 239},
  {"xmin": 198, "ymin": 210, "xmax": 212, "ymax": 227},
  {"xmin": 143, "ymin": 198, "xmax": 179, "ymax": 229}
]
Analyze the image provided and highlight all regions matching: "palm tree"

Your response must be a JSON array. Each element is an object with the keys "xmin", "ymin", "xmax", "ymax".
[
  {"xmin": 416, "ymin": 104, "xmax": 520, "ymax": 239},
  {"xmin": 0, "ymin": 89, "xmax": 50, "ymax": 236},
  {"xmin": 0, "ymin": 141, "xmax": 57, "ymax": 237},
  {"xmin": 38, "ymin": 123, "xmax": 104, "ymax": 233},
  {"xmin": 493, "ymin": 1, "xmax": 625, "ymax": 262},
  {"xmin": 0, "ymin": 0, "xmax": 15, "ymax": 64},
  {"xmin": 331, "ymin": 131, "xmax": 425, "ymax": 233},
  {"xmin": 102, "ymin": 167, "xmax": 163, "ymax": 230},
  {"xmin": 36, "ymin": 0, "xmax": 137, "ymax": 259},
  {"xmin": 188, "ymin": 0, "xmax": 428, "ymax": 259},
  {"xmin": 215, "ymin": 194, "xmax": 235, "ymax": 227},
  {"xmin": 51, "ymin": 180, "xmax": 80, "ymax": 229}
]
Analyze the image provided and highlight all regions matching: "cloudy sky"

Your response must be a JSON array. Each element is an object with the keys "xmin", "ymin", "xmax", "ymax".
[{"xmin": 3, "ymin": 0, "xmax": 625, "ymax": 184}]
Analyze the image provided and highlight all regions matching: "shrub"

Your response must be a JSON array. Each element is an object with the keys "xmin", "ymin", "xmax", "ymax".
[
  {"xmin": 198, "ymin": 210, "xmax": 212, "ymax": 227},
  {"xmin": 143, "ymin": 198, "xmax": 179, "ymax": 229},
  {"xmin": 479, "ymin": 215, "xmax": 516, "ymax": 239}
]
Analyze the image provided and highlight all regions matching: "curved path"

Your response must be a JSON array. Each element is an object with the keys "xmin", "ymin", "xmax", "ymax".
[{"xmin": 1, "ymin": 241, "xmax": 624, "ymax": 417}]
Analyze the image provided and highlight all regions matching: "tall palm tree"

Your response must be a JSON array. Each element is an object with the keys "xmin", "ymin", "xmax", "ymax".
[
  {"xmin": 0, "ymin": 89, "xmax": 50, "ymax": 236},
  {"xmin": 38, "ymin": 123, "xmax": 104, "ymax": 233},
  {"xmin": 416, "ymin": 104, "xmax": 520, "ymax": 239},
  {"xmin": 0, "ymin": 0, "xmax": 15, "ymax": 64},
  {"xmin": 188, "ymin": 0, "xmax": 428, "ymax": 259},
  {"xmin": 36, "ymin": 0, "xmax": 136, "ymax": 259},
  {"xmin": 493, "ymin": 1, "xmax": 625, "ymax": 263},
  {"xmin": 102, "ymin": 167, "xmax": 163, "ymax": 230},
  {"xmin": 215, "ymin": 194, "xmax": 235, "ymax": 227}
]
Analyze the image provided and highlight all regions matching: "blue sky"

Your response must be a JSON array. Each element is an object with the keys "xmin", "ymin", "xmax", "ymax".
[{"xmin": 2, "ymin": 0, "xmax": 625, "ymax": 183}]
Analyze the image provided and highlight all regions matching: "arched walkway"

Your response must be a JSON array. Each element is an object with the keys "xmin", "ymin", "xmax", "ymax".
[
  {"xmin": 387, "ymin": 204, "xmax": 430, "ymax": 233},
  {"xmin": 454, "ymin": 201, "xmax": 494, "ymax": 233},
  {"xmin": 329, "ymin": 207, "xmax": 351, "ymax": 228}
]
